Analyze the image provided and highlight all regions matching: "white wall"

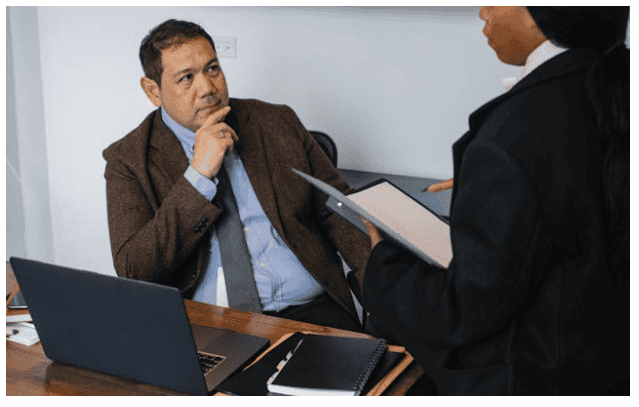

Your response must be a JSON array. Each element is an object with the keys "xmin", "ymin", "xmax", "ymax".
[
  {"xmin": 8, "ymin": 6, "xmax": 526, "ymax": 275},
  {"xmin": 6, "ymin": 7, "xmax": 54, "ymax": 265}
]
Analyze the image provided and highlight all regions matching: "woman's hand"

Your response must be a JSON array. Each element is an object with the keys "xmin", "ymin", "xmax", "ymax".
[{"xmin": 361, "ymin": 217, "xmax": 384, "ymax": 249}]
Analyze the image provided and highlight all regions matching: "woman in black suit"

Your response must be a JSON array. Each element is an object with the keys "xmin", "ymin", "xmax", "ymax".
[{"xmin": 362, "ymin": 7, "xmax": 629, "ymax": 395}]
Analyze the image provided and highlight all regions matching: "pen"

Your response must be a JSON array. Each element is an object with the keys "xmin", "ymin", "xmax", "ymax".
[{"xmin": 423, "ymin": 178, "xmax": 454, "ymax": 193}]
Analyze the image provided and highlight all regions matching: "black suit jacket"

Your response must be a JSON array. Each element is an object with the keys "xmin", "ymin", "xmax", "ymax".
[{"xmin": 363, "ymin": 49, "xmax": 629, "ymax": 395}]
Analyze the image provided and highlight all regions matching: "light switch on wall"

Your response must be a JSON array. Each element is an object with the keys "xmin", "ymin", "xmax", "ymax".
[{"xmin": 213, "ymin": 36, "xmax": 236, "ymax": 58}]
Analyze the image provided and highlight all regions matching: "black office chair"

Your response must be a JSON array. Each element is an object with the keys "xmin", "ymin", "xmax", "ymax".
[{"xmin": 309, "ymin": 130, "xmax": 338, "ymax": 167}]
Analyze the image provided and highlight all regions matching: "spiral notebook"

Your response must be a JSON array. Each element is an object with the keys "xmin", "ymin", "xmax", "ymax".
[{"xmin": 266, "ymin": 334, "xmax": 387, "ymax": 396}]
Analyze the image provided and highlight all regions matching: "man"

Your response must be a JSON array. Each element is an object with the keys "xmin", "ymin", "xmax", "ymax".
[{"xmin": 103, "ymin": 19, "xmax": 369, "ymax": 332}]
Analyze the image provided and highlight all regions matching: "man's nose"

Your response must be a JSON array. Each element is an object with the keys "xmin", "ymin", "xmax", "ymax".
[{"xmin": 195, "ymin": 73, "xmax": 217, "ymax": 95}]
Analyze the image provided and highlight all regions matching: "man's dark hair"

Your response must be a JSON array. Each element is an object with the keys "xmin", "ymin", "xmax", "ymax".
[{"xmin": 139, "ymin": 19, "xmax": 216, "ymax": 87}]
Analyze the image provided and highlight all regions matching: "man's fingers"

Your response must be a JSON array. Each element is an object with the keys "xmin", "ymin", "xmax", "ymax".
[
  {"xmin": 209, "ymin": 105, "xmax": 231, "ymax": 123},
  {"xmin": 201, "ymin": 105, "xmax": 231, "ymax": 129},
  {"xmin": 215, "ymin": 126, "xmax": 239, "ymax": 143},
  {"xmin": 226, "ymin": 127, "xmax": 239, "ymax": 142}
]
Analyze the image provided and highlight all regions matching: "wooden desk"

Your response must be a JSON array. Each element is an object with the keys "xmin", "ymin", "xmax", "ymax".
[{"xmin": 6, "ymin": 299, "xmax": 422, "ymax": 396}]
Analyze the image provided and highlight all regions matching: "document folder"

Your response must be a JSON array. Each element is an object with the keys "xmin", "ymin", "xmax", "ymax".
[{"xmin": 293, "ymin": 168, "xmax": 452, "ymax": 268}]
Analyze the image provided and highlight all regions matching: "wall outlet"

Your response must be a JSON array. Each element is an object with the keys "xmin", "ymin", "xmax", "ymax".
[{"xmin": 213, "ymin": 36, "xmax": 236, "ymax": 58}]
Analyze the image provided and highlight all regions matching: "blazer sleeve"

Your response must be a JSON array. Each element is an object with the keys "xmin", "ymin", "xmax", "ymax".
[
  {"xmin": 104, "ymin": 155, "xmax": 222, "ymax": 286},
  {"xmin": 363, "ymin": 139, "xmax": 541, "ymax": 350}
]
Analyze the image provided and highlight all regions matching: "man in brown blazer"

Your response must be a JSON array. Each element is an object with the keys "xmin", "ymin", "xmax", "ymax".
[{"xmin": 102, "ymin": 19, "xmax": 370, "ymax": 332}]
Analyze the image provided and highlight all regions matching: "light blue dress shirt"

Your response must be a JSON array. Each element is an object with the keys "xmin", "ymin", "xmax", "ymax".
[{"xmin": 161, "ymin": 108, "xmax": 324, "ymax": 312}]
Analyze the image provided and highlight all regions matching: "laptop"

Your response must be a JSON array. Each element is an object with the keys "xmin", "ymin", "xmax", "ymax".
[{"xmin": 9, "ymin": 257, "xmax": 270, "ymax": 395}]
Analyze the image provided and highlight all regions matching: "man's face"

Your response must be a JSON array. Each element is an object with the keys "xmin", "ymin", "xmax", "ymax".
[
  {"xmin": 479, "ymin": 6, "xmax": 545, "ymax": 66},
  {"xmin": 154, "ymin": 36, "xmax": 229, "ymax": 131}
]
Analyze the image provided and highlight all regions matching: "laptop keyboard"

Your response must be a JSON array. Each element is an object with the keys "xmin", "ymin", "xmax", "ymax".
[{"xmin": 198, "ymin": 351, "xmax": 226, "ymax": 374}]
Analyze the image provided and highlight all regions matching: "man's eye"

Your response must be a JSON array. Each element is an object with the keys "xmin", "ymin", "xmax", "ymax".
[
  {"xmin": 179, "ymin": 74, "xmax": 193, "ymax": 83},
  {"xmin": 208, "ymin": 65, "xmax": 220, "ymax": 74}
]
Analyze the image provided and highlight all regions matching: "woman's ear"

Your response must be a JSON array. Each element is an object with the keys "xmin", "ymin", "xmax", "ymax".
[{"xmin": 523, "ymin": 8, "xmax": 547, "ymax": 43}]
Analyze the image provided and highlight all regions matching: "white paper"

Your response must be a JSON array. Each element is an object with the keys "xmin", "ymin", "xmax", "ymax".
[
  {"xmin": 6, "ymin": 322, "xmax": 40, "ymax": 346},
  {"xmin": 6, "ymin": 313, "xmax": 32, "ymax": 323}
]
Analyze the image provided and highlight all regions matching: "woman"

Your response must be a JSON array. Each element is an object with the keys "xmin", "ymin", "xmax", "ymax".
[{"xmin": 362, "ymin": 7, "xmax": 629, "ymax": 395}]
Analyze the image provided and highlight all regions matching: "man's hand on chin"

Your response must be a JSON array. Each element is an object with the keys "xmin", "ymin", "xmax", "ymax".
[{"xmin": 191, "ymin": 105, "xmax": 239, "ymax": 179}]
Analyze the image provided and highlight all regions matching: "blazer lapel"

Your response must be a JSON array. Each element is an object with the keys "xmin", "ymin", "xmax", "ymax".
[
  {"xmin": 148, "ymin": 110, "xmax": 190, "ymax": 185},
  {"xmin": 450, "ymin": 90, "xmax": 510, "ymax": 210},
  {"xmin": 227, "ymin": 100, "xmax": 285, "ymax": 237},
  {"xmin": 459, "ymin": 47, "xmax": 597, "ymax": 148},
  {"xmin": 510, "ymin": 47, "xmax": 598, "ymax": 94},
  {"xmin": 449, "ymin": 48, "xmax": 597, "ymax": 212}
]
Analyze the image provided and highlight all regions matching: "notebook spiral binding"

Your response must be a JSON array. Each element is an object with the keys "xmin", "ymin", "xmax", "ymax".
[{"xmin": 353, "ymin": 339, "xmax": 388, "ymax": 396}]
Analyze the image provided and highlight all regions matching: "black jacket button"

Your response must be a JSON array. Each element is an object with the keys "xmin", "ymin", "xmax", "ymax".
[{"xmin": 193, "ymin": 217, "xmax": 209, "ymax": 233}]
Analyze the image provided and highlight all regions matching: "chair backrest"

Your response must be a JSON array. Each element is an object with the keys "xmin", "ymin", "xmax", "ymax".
[{"xmin": 309, "ymin": 130, "xmax": 338, "ymax": 167}]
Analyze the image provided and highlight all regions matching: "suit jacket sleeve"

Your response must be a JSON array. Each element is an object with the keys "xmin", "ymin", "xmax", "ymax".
[
  {"xmin": 104, "ymin": 150, "xmax": 222, "ymax": 287},
  {"xmin": 363, "ymin": 139, "xmax": 541, "ymax": 350}
]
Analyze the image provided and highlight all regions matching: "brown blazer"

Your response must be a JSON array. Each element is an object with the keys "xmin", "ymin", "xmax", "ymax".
[{"xmin": 103, "ymin": 98, "xmax": 370, "ymax": 316}]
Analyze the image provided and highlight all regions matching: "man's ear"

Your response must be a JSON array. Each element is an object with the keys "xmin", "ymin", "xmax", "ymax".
[{"xmin": 140, "ymin": 76, "xmax": 162, "ymax": 107}]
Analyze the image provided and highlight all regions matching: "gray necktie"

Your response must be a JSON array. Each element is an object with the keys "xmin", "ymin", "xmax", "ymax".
[{"xmin": 215, "ymin": 165, "xmax": 262, "ymax": 313}]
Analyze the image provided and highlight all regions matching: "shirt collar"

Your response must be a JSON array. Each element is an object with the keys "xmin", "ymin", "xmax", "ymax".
[
  {"xmin": 161, "ymin": 107, "xmax": 196, "ymax": 161},
  {"xmin": 501, "ymin": 40, "xmax": 568, "ymax": 92},
  {"xmin": 521, "ymin": 40, "xmax": 568, "ymax": 80}
]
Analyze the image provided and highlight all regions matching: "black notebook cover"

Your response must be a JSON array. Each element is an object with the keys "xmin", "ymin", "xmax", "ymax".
[
  {"xmin": 267, "ymin": 335, "xmax": 387, "ymax": 396},
  {"xmin": 218, "ymin": 333, "xmax": 400, "ymax": 396},
  {"xmin": 217, "ymin": 332, "xmax": 306, "ymax": 396}
]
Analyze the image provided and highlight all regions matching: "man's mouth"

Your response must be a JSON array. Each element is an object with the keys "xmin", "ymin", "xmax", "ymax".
[
  {"xmin": 197, "ymin": 104, "xmax": 219, "ymax": 112},
  {"xmin": 197, "ymin": 100, "xmax": 229, "ymax": 113}
]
